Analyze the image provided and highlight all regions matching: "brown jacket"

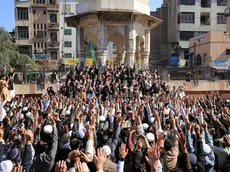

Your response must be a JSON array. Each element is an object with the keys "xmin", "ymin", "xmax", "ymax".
[{"xmin": 103, "ymin": 158, "xmax": 117, "ymax": 172}]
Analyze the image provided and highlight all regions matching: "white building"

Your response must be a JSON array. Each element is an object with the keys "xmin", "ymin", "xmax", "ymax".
[
  {"xmin": 164, "ymin": 0, "xmax": 227, "ymax": 64},
  {"xmin": 59, "ymin": 0, "xmax": 78, "ymax": 65}
]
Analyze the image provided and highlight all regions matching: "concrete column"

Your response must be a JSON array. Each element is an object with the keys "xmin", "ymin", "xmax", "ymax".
[
  {"xmin": 142, "ymin": 51, "xmax": 150, "ymax": 68},
  {"xmin": 125, "ymin": 24, "xmax": 136, "ymax": 67},
  {"xmin": 77, "ymin": 26, "xmax": 85, "ymax": 70},
  {"xmin": 97, "ymin": 19, "xmax": 107, "ymax": 71},
  {"xmin": 97, "ymin": 48, "xmax": 107, "ymax": 73},
  {"xmin": 78, "ymin": 49, "xmax": 85, "ymax": 70}
]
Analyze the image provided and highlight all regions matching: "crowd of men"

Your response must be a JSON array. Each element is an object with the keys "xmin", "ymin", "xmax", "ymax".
[{"xmin": 0, "ymin": 64, "xmax": 230, "ymax": 172}]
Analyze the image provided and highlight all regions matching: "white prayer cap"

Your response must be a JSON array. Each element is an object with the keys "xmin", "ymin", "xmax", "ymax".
[
  {"xmin": 102, "ymin": 145, "xmax": 111, "ymax": 156},
  {"xmin": 142, "ymin": 123, "xmax": 149, "ymax": 130},
  {"xmin": 99, "ymin": 116, "xmax": 106, "ymax": 122},
  {"xmin": 0, "ymin": 160, "xmax": 14, "ymax": 172},
  {"xmin": 43, "ymin": 125, "xmax": 53, "ymax": 134},
  {"xmin": 0, "ymin": 108, "xmax": 6, "ymax": 121},
  {"xmin": 146, "ymin": 133, "xmax": 155, "ymax": 143}
]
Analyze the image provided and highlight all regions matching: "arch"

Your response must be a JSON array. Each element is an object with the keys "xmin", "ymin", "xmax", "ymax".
[
  {"xmin": 84, "ymin": 32, "xmax": 97, "ymax": 47},
  {"xmin": 196, "ymin": 54, "xmax": 202, "ymax": 66},
  {"xmin": 107, "ymin": 31, "xmax": 125, "ymax": 65}
]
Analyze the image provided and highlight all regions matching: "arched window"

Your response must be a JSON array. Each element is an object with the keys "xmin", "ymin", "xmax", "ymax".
[{"xmin": 196, "ymin": 54, "xmax": 202, "ymax": 66}]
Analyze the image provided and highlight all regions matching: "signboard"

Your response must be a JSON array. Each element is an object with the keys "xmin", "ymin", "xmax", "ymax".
[
  {"xmin": 170, "ymin": 56, "xmax": 179, "ymax": 66},
  {"xmin": 212, "ymin": 60, "xmax": 229, "ymax": 70},
  {"xmin": 62, "ymin": 58, "xmax": 93, "ymax": 65},
  {"xmin": 32, "ymin": 54, "xmax": 49, "ymax": 60}
]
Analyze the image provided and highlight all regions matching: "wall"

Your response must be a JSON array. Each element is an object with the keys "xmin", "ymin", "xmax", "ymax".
[
  {"xmin": 165, "ymin": 0, "xmax": 227, "ymax": 62},
  {"xmin": 189, "ymin": 32, "xmax": 230, "ymax": 67},
  {"xmin": 77, "ymin": 0, "xmax": 150, "ymax": 15},
  {"xmin": 14, "ymin": 80, "xmax": 230, "ymax": 95},
  {"xmin": 59, "ymin": 0, "xmax": 78, "ymax": 61},
  {"xmin": 150, "ymin": 6, "xmax": 169, "ymax": 65}
]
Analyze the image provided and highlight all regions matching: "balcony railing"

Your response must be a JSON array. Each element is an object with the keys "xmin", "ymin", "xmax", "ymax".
[
  {"xmin": 48, "ymin": 41, "xmax": 59, "ymax": 48},
  {"xmin": 48, "ymin": 23, "xmax": 59, "ymax": 30}
]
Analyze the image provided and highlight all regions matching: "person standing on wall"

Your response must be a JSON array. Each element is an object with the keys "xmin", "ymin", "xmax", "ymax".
[{"xmin": 8, "ymin": 68, "xmax": 15, "ymax": 99}]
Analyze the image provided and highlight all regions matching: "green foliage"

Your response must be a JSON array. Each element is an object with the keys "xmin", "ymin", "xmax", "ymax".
[{"xmin": 0, "ymin": 27, "xmax": 38, "ymax": 71}]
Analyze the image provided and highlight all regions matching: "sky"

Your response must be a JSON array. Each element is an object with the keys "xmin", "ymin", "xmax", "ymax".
[{"xmin": 0, "ymin": 0, "xmax": 163, "ymax": 31}]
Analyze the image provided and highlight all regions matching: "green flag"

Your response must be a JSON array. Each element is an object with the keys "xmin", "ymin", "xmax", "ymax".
[
  {"xmin": 73, "ymin": 56, "xmax": 77, "ymax": 64},
  {"xmin": 92, "ymin": 54, "xmax": 96, "ymax": 63}
]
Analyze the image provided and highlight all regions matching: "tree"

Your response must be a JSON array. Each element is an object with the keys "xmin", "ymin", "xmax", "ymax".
[{"xmin": 0, "ymin": 27, "xmax": 38, "ymax": 71}]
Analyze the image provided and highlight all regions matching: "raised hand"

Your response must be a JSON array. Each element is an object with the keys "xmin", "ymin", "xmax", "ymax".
[
  {"xmin": 145, "ymin": 144, "xmax": 160, "ymax": 171},
  {"xmin": 75, "ymin": 159, "xmax": 85, "ymax": 172},
  {"xmin": 94, "ymin": 148, "xmax": 107, "ymax": 171},
  {"xmin": 119, "ymin": 143, "xmax": 128, "ymax": 159},
  {"xmin": 55, "ymin": 161, "xmax": 67, "ymax": 172},
  {"xmin": 178, "ymin": 132, "xmax": 187, "ymax": 153}
]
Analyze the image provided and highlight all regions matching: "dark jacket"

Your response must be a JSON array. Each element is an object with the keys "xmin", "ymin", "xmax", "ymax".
[
  {"xmin": 33, "ymin": 127, "xmax": 58, "ymax": 172},
  {"xmin": 22, "ymin": 144, "xmax": 34, "ymax": 172}
]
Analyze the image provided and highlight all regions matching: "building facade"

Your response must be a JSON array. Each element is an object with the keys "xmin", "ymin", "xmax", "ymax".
[
  {"xmin": 162, "ymin": 0, "xmax": 227, "ymax": 66},
  {"xmin": 15, "ymin": 0, "xmax": 60, "ymax": 68},
  {"xmin": 66, "ymin": 0, "xmax": 162, "ymax": 70},
  {"xmin": 150, "ymin": 6, "xmax": 170, "ymax": 67},
  {"xmin": 59, "ymin": 0, "xmax": 78, "ymax": 65}
]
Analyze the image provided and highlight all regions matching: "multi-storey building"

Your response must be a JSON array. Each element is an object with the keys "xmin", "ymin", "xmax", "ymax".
[
  {"xmin": 15, "ymin": 0, "xmax": 60, "ymax": 67},
  {"xmin": 156, "ymin": 0, "xmax": 227, "ymax": 66},
  {"xmin": 59, "ymin": 0, "xmax": 78, "ymax": 65}
]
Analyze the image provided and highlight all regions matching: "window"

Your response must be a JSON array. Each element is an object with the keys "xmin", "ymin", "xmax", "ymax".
[
  {"xmin": 37, "ymin": 24, "xmax": 39, "ymax": 29},
  {"xmin": 64, "ymin": 29, "xmax": 72, "ymax": 35},
  {"xmin": 33, "ymin": 10, "xmax": 36, "ymax": 14},
  {"xmin": 178, "ymin": 0, "xmax": 195, "ymax": 5},
  {"xmin": 64, "ymin": 53, "xmax": 72, "ymax": 58},
  {"xmin": 49, "ymin": 0, "xmax": 56, "ymax": 4},
  {"xmin": 44, "ymin": 31, "xmax": 46, "ymax": 36},
  {"xmin": 64, "ymin": 41, "xmax": 72, "ymax": 47},
  {"xmin": 17, "ymin": 26, "xmax": 29, "ymax": 39},
  {"xmin": 178, "ymin": 12, "xmax": 195, "ymax": 24},
  {"xmin": 41, "ymin": 43, "xmax": 43, "ymax": 48},
  {"xmin": 33, "ymin": 0, "xmax": 46, "ymax": 4},
  {"xmin": 51, "ymin": 51, "xmax": 57, "ymax": 60},
  {"xmin": 41, "ymin": 24, "xmax": 43, "ymax": 29},
  {"xmin": 50, "ymin": 14, "xmax": 57, "ymax": 22},
  {"xmin": 201, "ymin": 0, "xmax": 211, "ymax": 8},
  {"xmin": 34, "ymin": 43, "xmax": 36, "ymax": 49},
  {"xmin": 196, "ymin": 54, "xmax": 202, "ymax": 66},
  {"xmin": 18, "ymin": 45, "xmax": 32, "ymax": 57},
  {"xmin": 33, "ymin": 24, "xmax": 36, "ymax": 29},
  {"xmin": 17, "ymin": 8, "xmax": 28, "ymax": 20},
  {"xmin": 38, "ymin": 43, "xmax": 40, "ymax": 48},
  {"xmin": 226, "ymin": 49, "xmax": 230, "ymax": 55},
  {"xmin": 180, "ymin": 31, "xmax": 194, "ymax": 41},
  {"xmin": 44, "ymin": 24, "xmax": 46, "ymax": 29},
  {"xmin": 50, "ymin": 32, "xmax": 57, "ymax": 41},
  {"xmin": 34, "ymin": 31, "xmax": 36, "ymax": 36},
  {"xmin": 217, "ymin": 0, "xmax": 227, "ymax": 6},
  {"xmin": 45, "ymin": 43, "xmax": 47, "ymax": 48},
  {"xmin": 217, "ymin": 13, "xmax": 226, "ymax": 24},
  {"xmin": 76, "ymin": 4, "xmax": 78, "ymax": 14},
  {"xmin": 194, "ymin": 32, "xmax": 207, "ymax": 37},
  {"xmin": 44, "ymin": 10, "xmax": 46, "ymax": 14},
  {"xmin": 200, "ymin": 13, "xmax": 210, "ymax": 25}
]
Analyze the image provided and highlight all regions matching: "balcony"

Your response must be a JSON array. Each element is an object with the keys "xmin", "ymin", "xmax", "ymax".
[
  {"xmin": 225, "ymin": 8, "xmax": 230, "ymax": 17},
  {"xmin": 48, "ymin": 41, "xmax": 59, "ymax": 49},
  {"xmin": 48, "ymin": 23, "xmax": 59, "ymax": 30}
]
